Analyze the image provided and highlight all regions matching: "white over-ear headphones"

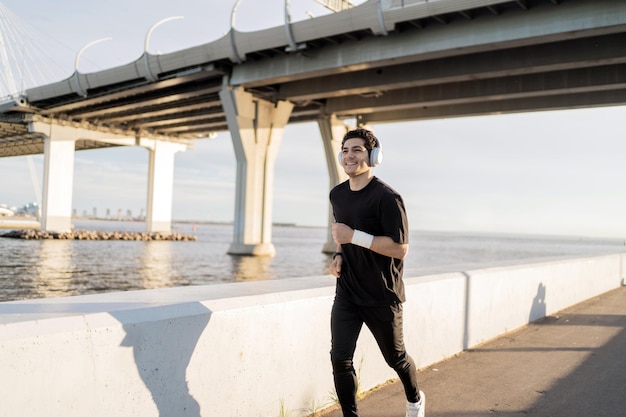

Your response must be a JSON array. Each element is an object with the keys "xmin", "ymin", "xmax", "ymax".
[{"xmin": 337, "ymin": 137, "xmax": 384, "ymax": 167}]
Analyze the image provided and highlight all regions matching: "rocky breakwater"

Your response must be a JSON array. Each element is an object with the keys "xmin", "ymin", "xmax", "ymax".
[{"xmin": 1, "ymin": 229, "xmax": 197, "ymax": 241}]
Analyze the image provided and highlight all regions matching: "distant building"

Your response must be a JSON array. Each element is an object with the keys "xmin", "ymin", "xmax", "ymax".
[
  {"xmin": 16, "ymin": 202, "xmax": 39, "ymax": 217},
  {"xmin": 0, "ymin": 204, "xmax": 15, "ymax": 217}
]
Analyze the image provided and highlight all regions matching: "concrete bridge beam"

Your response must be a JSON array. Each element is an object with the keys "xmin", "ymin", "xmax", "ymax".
[
  {"xmin": 29, "ymin": 119, "xmax": 185, "ymax": 234},
  {"xmin": 317, "ymin": 114, "xmax": 348, "ymax": 254},
  {"xmin": 219, "ymin": 86, "xmax": 293, "ymax": 256},
  {"xmin": 143, "ymin": 140, "xmax": 187, "ymax": 233}
]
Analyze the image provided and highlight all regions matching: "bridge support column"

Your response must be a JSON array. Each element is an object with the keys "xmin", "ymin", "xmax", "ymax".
[
  {"xmin": 318, "ymin": 114, "xmax": 348, "ymax": 253},
  {"xmin": 40, "ymin": 133, "xmax": 76, "ymax": 233},
  {"xmin": 219, "ymin": 86, "xmax": 293, "ymax": 256},
  {"xmin": 144, "ymin": 140, "xmax": 186, "ymax": 233}
]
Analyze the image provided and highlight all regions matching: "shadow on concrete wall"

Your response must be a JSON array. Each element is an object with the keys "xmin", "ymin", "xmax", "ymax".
[
  {"xmin": 112, "ymin": 303, "xmax": 211, "ymax": 417},
  {"xmin": 460, "ymin": 275, "xmax": 548, "ymax": 350},
  {"xmin": 529, "ymin": 282, "xmax": 547, "ymax": 323}
]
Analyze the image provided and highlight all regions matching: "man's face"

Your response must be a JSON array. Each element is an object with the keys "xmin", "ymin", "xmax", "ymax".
[{"xmin": 341, "ymin": 138, "xmax": 371, "ymax": 177}]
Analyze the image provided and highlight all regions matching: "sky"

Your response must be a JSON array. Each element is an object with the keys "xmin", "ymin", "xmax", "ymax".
[{"xmin": 1, "ymin": 0, "xmax": 626, "ymax": 239}]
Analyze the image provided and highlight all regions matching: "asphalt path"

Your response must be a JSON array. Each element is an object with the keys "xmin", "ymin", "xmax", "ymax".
[{"xmin": 320, "ymin": 286, "xmax": 626, "ymax": 417}]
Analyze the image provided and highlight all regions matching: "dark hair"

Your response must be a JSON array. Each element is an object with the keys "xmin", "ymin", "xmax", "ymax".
[{"xmin": 342, "ymin": 128, "xmax": 379, "ymax": 152}]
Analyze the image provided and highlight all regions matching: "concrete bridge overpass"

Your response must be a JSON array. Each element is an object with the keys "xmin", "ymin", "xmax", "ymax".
[{"xmin": 0, "ymin": 0, "xmax": 624, "ymax": 255}]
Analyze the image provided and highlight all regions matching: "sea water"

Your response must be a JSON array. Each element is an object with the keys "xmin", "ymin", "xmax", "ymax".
[{"xmin": 1, "ymin": 219, "xmax": 624, "ymax": 302}]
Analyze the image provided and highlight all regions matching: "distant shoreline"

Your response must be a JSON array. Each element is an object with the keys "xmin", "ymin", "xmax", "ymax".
[
  {"xmin": 5, "ymin": 217, "xmax": 617, "ymax": 239},
  {"xmin": 0, "ymin": 215, "xmax": 326, "ymax": 232},
  {"xmin": 74, "ymin": 218, "xmax": 320, "ymax": 229}
]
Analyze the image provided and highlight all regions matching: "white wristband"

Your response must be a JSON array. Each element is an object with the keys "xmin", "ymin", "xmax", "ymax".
[{"xmin": 351, "ymin": 229, "xmax": 374, "ymax": 249}]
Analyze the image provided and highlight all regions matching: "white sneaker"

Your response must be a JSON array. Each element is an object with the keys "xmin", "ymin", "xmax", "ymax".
[{"xmin": 405, "ymin": 391, "xmax": 425, "ymax": 417}]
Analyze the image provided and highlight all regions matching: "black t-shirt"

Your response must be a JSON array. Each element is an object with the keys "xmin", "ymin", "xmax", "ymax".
[{"xmin": 329, "ymin": 177, "xmax": 409, "ymax": 306}]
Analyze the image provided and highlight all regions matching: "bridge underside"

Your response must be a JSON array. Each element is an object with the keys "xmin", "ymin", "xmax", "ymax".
[
  {"xmin": 2, "ymin": 0, "xmax": 624, "ymax": 156},
  {"xmin": 0, "ymin": 121, "xmax": 122, "ymax": 157},
  {"xmin": 0, "ymin": 0, "xmax": 623, "ymax": 253}
]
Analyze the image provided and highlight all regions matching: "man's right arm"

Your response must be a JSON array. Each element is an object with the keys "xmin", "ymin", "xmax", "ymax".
[{"xmin": 332, "ymin": 222, "xmax": 408, "ymax": 260}]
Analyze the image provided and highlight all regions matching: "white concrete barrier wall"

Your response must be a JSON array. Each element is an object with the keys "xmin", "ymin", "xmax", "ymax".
[{"xmin": 0, "ymin": 254, "xmax": 624, "ymax": 417}]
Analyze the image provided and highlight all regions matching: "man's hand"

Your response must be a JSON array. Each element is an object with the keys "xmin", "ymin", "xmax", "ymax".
[
  {"xmin": 331, "ymin": 222, "xmax": 354, "ymax": 245},
  {"xmin": 328, "ymin": 254, "xmax": 342, "ymax": 277}
]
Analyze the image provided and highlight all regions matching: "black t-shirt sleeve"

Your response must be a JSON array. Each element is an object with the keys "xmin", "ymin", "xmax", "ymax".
[{"xmin": 379, "ymin": 191, "xmax": 409, "ymax": 245}]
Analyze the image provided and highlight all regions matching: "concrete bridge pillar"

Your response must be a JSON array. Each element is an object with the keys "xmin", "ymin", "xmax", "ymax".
[
  {"xmin": 40, "ymin": 128, "xmax": 77, "ymax": 233},
  {"xmin": 318, "ymin": 114, "xmax": 349, "ymax": 253},
  {"xmin": 144, "ymin": 140, "xmax": 186, "ymax": 233},
  {"xmin": 219, "ymin": 86, "xmax": 293, "ymax": 256}
]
